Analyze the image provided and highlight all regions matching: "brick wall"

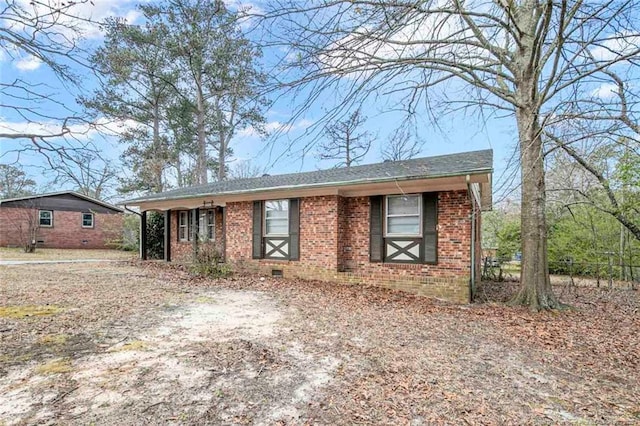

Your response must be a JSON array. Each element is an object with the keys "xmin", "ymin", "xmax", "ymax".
[
  {"xmin": 0, "ymin": 207, "xmax": 123, "ymax": 249},
  {"xmin": 223, "ymin": 191, "xmax": 474, "ymax": 304},
  {"xmin": 226, "ymin": 196, "xmax": 341, "ymax": 270}
]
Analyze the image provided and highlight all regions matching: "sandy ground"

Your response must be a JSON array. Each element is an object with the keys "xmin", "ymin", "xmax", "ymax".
[
  {"xmin": 1, "ymin": 262, "xmax": 638, "ymax": 425},
  {"xmin": 0, "ymin": 248, "xmax": 135, "ymax": 262}
]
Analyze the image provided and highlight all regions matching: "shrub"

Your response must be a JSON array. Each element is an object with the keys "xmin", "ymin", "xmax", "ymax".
[
  {"xmin": 190, "ymin": 243, "xmax": 232, "ymax": 278},
  {"xmin": 147, "ymin": 212, "xmax": 165, "ymax": 259}
]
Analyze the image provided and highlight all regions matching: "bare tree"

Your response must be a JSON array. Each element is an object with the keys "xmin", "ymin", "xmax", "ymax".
[
  {"xmin": 545, "ymin": 69, "xmax": 640, "ymax": 241},
  {"xmin": 229, "ymin": 160, "xmax": 265, "ymax": 179},
  {"xmin": 0, "ymin": 164, "xmax": 37, "ymax": 199},
  {"xmin": 0, "ymin": 0, "xmax": 102, "ymax": 170},
  {"xmin": 317, "ymin": 109, "xmax": 372, "ymax": 167},
  {"xmin": 381, "ymin": 125, "xmax": 424, "ymax": 161},
  {"xmin": 264, "ymin": 0, "xmax": 640, "ymax": 310},
  {"xmin": 4, "ymin": 198, "xmax": 43, "ymax": 253},
  {"xmin": 48, "ymin": 152, "xmax": 117, "ymax": 200}
]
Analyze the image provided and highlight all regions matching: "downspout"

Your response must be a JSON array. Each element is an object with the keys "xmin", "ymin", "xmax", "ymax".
[
  {"xmin": 466, "ymin": 175, "xmax": 477, "ymax": 301},
  {"xmin": 123, "ymin": 205, "xmax": 142, "ymax": 217}
]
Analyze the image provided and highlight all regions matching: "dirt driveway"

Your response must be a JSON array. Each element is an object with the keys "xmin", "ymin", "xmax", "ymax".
[{"xmin": 1, "ymin": 262, "xmax": 639, "ymax": 425}]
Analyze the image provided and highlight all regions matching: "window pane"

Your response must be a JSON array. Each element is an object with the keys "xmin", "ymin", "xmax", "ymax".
[
  {"xmin": 82, "ymin": 214, "xmax": 93, "ymax": 227},
  {"xmin": 198, "ymin": 212, "xmax": 205, "ymax": 237},
  {"xmin": 266, "ymin": 218, "xmax": 288, "ymax": 235},
  {"xmin": 265, "ymin": 200, "xmax": 288, "ymax": 216},
  {"xmin": 39, "ymin": 211, "xmax": 52, "ymax": 226},
  {"xmin": 388, "ymin": 196, "xmax": 419, "ymax": 215},
  {"xmin": 388, "ymin": 216, "xmax": 420, "ymax": 235},
  {"xmin": 265, "ymin": 200, "xmax": 289, "ymax": 235}
]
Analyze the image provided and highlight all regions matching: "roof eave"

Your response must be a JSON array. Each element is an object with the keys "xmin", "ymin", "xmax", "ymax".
[
  {"xmin": 0, "ymin": 191, "xmax": 124, "ymax": 213},
  {"xmin": 124, "ymin": 168, "xmax": 493, "ymax": 206}
]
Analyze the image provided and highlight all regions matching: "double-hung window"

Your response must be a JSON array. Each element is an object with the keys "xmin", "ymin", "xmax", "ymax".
[
  {"xmin": 253, "ymin": 199, "xmax": 299, "ymax": 261},
  {"xmin": 385, "ymin": 195, "xmax": 421, "ymax": 236},
  {"xmin": 39, "ymin": 210, "xmax": 53, "ymax": 227},
  {"xmin": 264, "ymin": 200, "xmax": 289, "ymax": 236},
  {"xmin": 371, "ymin": 193, "xmax": 437, "ymax": 264},
  {"xmin": 82, "ymin": 213, "xmax": 94, "ymax": 228},
  {"xmin": 178, "ymin": 211, "xmax": 189, "ymax": 241},
  {"xmin": 198, "ymin": 209, "xmax": 215, "ymax": 241}
]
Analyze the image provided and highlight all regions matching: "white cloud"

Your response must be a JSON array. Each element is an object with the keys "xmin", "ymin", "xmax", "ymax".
[
  {"xmin": 313, "ymin": 4, "xmax": 497, "ymax": 80},
  {"xmin": 5, "ymin": 0, "xmax": 143, "ymax": 47},
  {"xmin": 591, "ymin": 83, "xmax": 618, "ymax": 99},
  {"xmin": 238, "ymin": 118, "xmax": 315, "ymax": 138},
  {"xmin": 0, "ymin": 117, "xmax": 139, "ymax": 140},
  {"xmin": 14, "ymin": 56, "xmax": 42, "ymax": 71},
  {"xmin": 590, "ymin": 32, "xmax": 640, "ymax": 62}
]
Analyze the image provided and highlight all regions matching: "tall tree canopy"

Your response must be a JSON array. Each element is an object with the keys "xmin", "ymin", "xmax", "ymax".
[
  {"xmin": 85, "ymin": 0, "xmax": 268, "ymax": 193},
  {"xmin": 264, "ymin": 0, "xmax": 640, "ymax": 310}
]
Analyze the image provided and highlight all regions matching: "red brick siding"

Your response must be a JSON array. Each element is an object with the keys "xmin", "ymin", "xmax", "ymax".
[
  {"xmin": 223, "ymin": 191, "xmax": 474, "ymax": 303},
  {"xmin": 0, "ymin": 207, "xmax": 123, "ymax": 249},
  {"xmin": 226, "ymin": 196, "xmax": 341, "ymax": 270}
]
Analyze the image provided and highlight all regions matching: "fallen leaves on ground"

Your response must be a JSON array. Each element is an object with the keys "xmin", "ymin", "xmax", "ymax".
[{"xmin": 0, "ymin": 261, "xmax": 638, "ymax": 425}]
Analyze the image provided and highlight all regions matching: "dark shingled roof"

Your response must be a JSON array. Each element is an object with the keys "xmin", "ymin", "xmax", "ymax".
[{"xmin": 125, "ymin": 149, "xmax": 493, "ymax": 204}]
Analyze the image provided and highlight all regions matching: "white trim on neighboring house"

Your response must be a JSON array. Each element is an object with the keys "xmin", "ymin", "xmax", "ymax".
[
  {"xmin": 38, "ymin": 210, "xmax": 53, "ymax": 227},
  {"xmin": 82, "ymin": 212, "xmax": 95, "ymax": 228}
]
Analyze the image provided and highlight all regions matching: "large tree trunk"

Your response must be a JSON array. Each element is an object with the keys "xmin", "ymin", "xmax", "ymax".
[
  {"xmin": 510, "ymin": 106, "xmax": 561, "ymax": 310},
  {"xmin": 195, "ymin": 74, "xmax": 208, "ymax": 185},
  {"xmin": 218, "ymin": 133, "xmax": 226, "ymax": 181},
  {"xmin": 152, "ymin": 101, "xmax": 163, "ymax": 193}
]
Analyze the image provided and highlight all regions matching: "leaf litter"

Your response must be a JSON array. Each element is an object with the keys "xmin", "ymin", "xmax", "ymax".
[{"xmin": 0, "ymin": 261, "xmax": 638, "ymax": 425}]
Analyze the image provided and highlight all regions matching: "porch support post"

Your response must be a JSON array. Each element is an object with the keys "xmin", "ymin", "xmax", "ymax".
[
  {"xmin": 164, "ymin": 209, "xmax": 171, "ymax": 262},
  {"xmin": 191, "ymin": 208, "xmax": 199, "ymax": 257},
  {"xmin": 140, "ymin": 210, "xmax": 147, "ymax": 260},
  {"xmin": 221, "ymin": 206, "xmax": 226, "ymax": 262}
]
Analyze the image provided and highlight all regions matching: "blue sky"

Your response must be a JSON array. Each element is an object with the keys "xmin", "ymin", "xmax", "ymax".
[{"xmin": 0, "ymin": 0, "xmax": 524, "ymax": 202}]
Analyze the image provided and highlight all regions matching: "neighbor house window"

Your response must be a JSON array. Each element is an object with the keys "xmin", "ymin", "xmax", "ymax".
[
  {"xmin": 385, "ymin": 194, "xmax": 421, "ymax": 236},
  {"xmin": 39, "ymin": 210, "xmax": 53, "ymax": 227},
  {"xmin": 199, "ymin": 209, "xmax": 215, "ymax": 241},
  {"xmin": 264, "ymin": 200, "xmax": 289, "ymax": 236},
  {"xmin": 82, "ymin": 213, "xmax": 94, "ymax": 228},
  {"xmin": 178, "ymin": 211, "xmax": 189, "ymax": 241}
]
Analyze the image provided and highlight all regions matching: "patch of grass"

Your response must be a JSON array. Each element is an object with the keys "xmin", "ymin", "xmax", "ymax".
[
  {"xmin": 38, "ymin": 334, "xmax": 68, "ymax": 345},
  {"xmin": 35, "ymin": 358, "xmax": 72, "ymax": 375},
  {"xmin": 1, "ymin": 354, "xmax": 33, "ymax": 364},
  {"xmin": 110, "ymin": 340, "xmax": 148, "ymax": 352},
  {"xmin": 0, "ymin": 305, "xmax": 63, "ymax": 319},
  {"xmin": 195, "ymin": 296, "xmax": 216, "ymax": 304}
]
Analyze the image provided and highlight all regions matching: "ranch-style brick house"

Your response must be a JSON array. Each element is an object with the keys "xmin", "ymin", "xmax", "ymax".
[
  {"xmin": 126, "ymin": 150, "xmax": 493, "ymax": 303},
  {"xmin": 0, "ymin": 191, "xmax": 124, "ymax": 249}
]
